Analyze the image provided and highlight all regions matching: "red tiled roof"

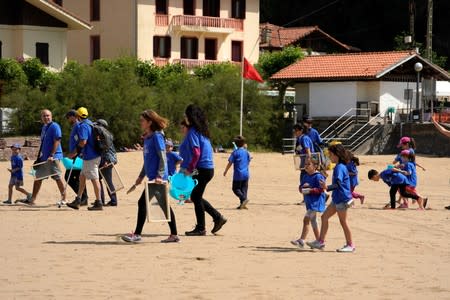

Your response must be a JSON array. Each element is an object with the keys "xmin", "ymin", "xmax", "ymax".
[
  {"xmin": 271, "ymin": 50, "xmax": 419, "ymax": 81},
  {"xmin": 260, "ymin": 22, "xmax": 355, "ymax": 51}
]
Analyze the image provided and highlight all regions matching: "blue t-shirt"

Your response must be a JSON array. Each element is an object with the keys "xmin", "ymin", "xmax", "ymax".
[
  {"xmin": 295, "ymin": 134, "xmax": 314, "ymax": 155},
  {"xmin": 331, "ymin": 163, "xmax": 352, "ymax": 204},
  {"xmin": 10, "ymin": 154, "xmax": 24, "ymax": 180},
  {"xmin": 228, "ymin": 147, "xmax": 251, "ymax": 181},
  {"xmin": 77, "ymin": 119, "xmax": 100, "ymax": 160},
  {"xmin": 380, "ymin": 169, "xmax": 410, "ymax": 186},
  {"xmin": 402, "ymin": 162, "xmax": 417, "ymax": 187},
  {"xmin": 166, "ymin": 151, "xmax": 183, "ymax": 176},
  {"xmin": 40, "ymin": 122, "xmax": 63, "ymax": 161},
  {"xmin": 69, "ymin": 122, "xmax": 80, "ymax": 152},
  {"xmin": 301, "ymin": 172, "xmax": 326, "ymax": 212},
  {"xmin": 179, "ymin": 128, "xmax": 214, "ymax": 170},
  {"xmin": 394, "ymin": 148, "xmax": 415, "ymax": 163},
  {"xmin": 307, "ymin": 128, "xmax": 322, "ymax": 152},
  {"xmin": 143, "ymin": 132, "xmax": 168, "ymax": 181},
  {"xmin": 346, "ymin": 161, "xmax": 359, "ymax": 187}
]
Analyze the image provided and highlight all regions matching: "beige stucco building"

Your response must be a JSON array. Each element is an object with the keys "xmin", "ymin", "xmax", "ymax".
[
  {"xmin": 62, "ymin": 0, "xmax": 260, "ymax": 66},
  {"xmin": 0, "ymin": 0, "xmax": 91, "ymax": 70}
]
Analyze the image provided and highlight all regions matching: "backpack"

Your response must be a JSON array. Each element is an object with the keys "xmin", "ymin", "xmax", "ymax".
[{"xmin": 90, "ymin": 123, "xmax": 113, "ymax": 154}]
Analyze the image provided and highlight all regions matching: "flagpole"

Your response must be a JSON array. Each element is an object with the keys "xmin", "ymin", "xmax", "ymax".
[{"xmin": 240, "ymin": 57, "xmax": 245, "ymax": 136}]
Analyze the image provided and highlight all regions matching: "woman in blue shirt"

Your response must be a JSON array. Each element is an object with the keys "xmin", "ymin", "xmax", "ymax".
[
  {"xmin": 307, "ymin": 144, "xmax": 355, "ymax": 253},
  {"xmin": 179, "ymin": 104, "xmax": 227, "ymax": 236},
  {"xmin": 122, "ymin": 110, "xmax": 179, "ymax": 243}
]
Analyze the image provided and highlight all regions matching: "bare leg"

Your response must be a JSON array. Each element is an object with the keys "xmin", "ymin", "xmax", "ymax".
[
  {"xmin": 8, "ymin": 184, "xmax": 13, "ymax": 201},
  {"xmin": 15, "ymin": 186, "xmax": 30, "ymax": 196},
  {"xmin": 319, "ymin": 204, "xmax": 337, "ymax": 242},
  {"xmin": 77, "ymin": 175, "xmax": 87, "ymax": 198},
  {"xmin": 300, "ymin": 216, "xmax": 310, "ymax": 240},
  {"xmin": 337, "ymin": 210, "xmax": 353, "ymax": 246},
  {"xmin": 91, "ymin": 179, "xmax": 101, "ymax": 201},
  {"xmin": 31, "ymin": 180, "xmax": 43, "ymax": 203},
  {"xmin": 55, "ymin": 179, "xmax": 66, "ymax": 200}
]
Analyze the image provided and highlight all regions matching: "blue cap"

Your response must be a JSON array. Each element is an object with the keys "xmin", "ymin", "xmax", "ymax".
[{"xmin": 11, "ymin": 143, "xmax": 21, "ymax": 149}]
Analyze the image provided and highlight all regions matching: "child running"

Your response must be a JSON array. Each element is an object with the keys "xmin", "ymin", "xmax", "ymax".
[
  {"xmin": 291, "ymin": 159, "xmax": 326, "ymax": 248},
  {"xmin": 122, "ymin": 110, "xmax": 180, "ymax": 243},
  {"xmin": 347, "ymin": 154, "xmax": 365, "ymax": 205},
  {"xmin": 307, "ymin": 144, "xmax": 355, "ymax": 252},
  {"xmin": 368, "ymin": 167, "xmax": 425, "ymax": 210},
  {"xmin": 165, "ymin": 139, "xmax": 183, "ymax": 176},
  {"xmin": 397, "ymin": 150, "xmax": 428, "ymax": 209},
  {"xmin": 3, "ymin": 144, "xmax": 31, "ymax": 204},
  {"xmin": 223, "ymin": 135, "xmax": 251, "ymax": 210}
]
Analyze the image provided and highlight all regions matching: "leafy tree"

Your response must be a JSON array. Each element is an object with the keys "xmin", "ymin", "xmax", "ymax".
[{"xmin": 0, "ymin": 59, "xmax": 27, "ymax": 100}]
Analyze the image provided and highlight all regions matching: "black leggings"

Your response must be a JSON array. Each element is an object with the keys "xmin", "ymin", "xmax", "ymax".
[
  {"xmin": 389, "ymin": 184, "xmax": 419, "ymax": 208},
  {"xmin": 64, "ymin": 170, "xmax": 88, "ymax": 202},
  {"xmin": 191, "ymin": 168, "xmax": 221, "ymax": 231},
  {"xmin": 134, "ymin": 188, "xmax": 177, "ymax": 235}
]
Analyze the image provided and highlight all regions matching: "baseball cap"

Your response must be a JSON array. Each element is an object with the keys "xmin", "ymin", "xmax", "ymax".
[
  {"xmin": 303, "ymin": 115, "xmax": 313, "ymax": 122},
  {"xmin": 76, "ymin": 107, "xmax": 89, "ymax": 119},
  {"xmin": 65, "ymin": 109, "xmax": 77, "ymax": 118},
  {"xmin": 11, "ymin": 143, "xmax": 21, "ymax": 149},
  {"xmin": 397, "ymin": 136, "xmax": 411, "ymax": 147},
  {"xmin": 165, "ymin": 139, "xmax": 174, "ymax": 147},
  {"xmin": 400, "ymin": 149, "xmax": 411, "ymax": 156}
]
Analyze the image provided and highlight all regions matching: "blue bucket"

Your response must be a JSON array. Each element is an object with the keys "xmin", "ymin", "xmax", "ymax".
[
  {"xmin": 168, "ymin": 172, "xmax": 198, "ymax": 204},
  {"xmin": 62, "ymin": 157, "xmax": 84, "ymax": 170}
]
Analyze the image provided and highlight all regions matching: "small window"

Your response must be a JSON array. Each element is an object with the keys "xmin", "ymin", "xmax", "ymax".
[
  {"xmin": 231, "ymin": 40, "xmax": 242, "ymax": 62},
  {"xmin": 181, "ymin": 37, "xmax": 198, "ymax": 59},
  {"xmin": 184, "ymin": 0, "xmax": 195, "ymax": 15},
  {"xmin": 91, "ymin": 0, "xmax": 100, "ymax": 21},
  {"xmin": 90, "ymin": 35, "xmax": 100, "ymax": 62},
  {"xmin": 156, "ymin": 0, "xmax": 168, "ymax": 14},
  {"xmin": 36, "ymin": 43, "xmax": 49, "ymax": 65},
  {"xmin": 203, "ymin": 0, "xmax": 220, "ymax": 17},
  {"xmin": 205, "ymin": 38, "xmax": 217, "ymax": 60},
  {"xmin": 53, "ymin": 0, "xmax": 63, "ymax": 6},
  {"xmin": 231, "ymin": 0, "xmax": 245, "ymax": 19},
  {"xmin": 153, "ymin": 36, "xmax": 171, "ymax": 58}
]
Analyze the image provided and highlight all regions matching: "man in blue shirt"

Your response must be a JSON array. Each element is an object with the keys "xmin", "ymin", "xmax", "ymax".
[
  {"xmin": 65, "ymin": 110, "xmax": 89, "ymax": 206},
  {"xmin": 67, "ymin": 107, "xmax": 102, "ymax": 211},
  {"xmin": 303, "ymin": 115, "xmax": 323, "ymax": 153},
  {"xmin": 27, "ymin": 109, "xmax": 67, "ymax": 206}
]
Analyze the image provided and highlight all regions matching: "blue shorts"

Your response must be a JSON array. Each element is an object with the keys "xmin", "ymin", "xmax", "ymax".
[{"xmin": 9, "ymin": 176, "xmax": 23, "ymax": 187}]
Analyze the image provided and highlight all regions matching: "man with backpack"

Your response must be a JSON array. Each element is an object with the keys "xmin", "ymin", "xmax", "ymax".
[
  {"xmin": 67, "ymin": 107, "xmax": 103, "ymax": 211},
  {"xmin": 95, "ymin": 119, "xmax": 119, "ymax": 206}
]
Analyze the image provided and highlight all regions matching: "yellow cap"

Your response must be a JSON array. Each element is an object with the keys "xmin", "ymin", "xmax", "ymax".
[{"xmin": 76, "ymin": 107, "xmax": 88, "ymax": 119}]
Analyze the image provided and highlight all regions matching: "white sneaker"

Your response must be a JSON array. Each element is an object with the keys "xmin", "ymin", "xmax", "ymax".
[
  {"xmin": 290, "ymin": 239, "xmax": 304, "ymax": 248},
  {"xmin": 336, "ymin": 244, "xmax": 355, "ymax": 253},
  {"xmin": 56, "ymin": 200, "xmax": 66, "ymax": 207},
  {"xmin": 307, "ymin": 240, "xmax": 325, "ymax": 249},
  {"xmin": 122, "ymin": 233, "xmax": 142, "ymax": 243}
]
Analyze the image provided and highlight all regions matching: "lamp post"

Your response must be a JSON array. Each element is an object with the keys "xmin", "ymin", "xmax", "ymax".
[{"xmin": 414, "ymin": 62, "xmax": 423, "ymax": 122}]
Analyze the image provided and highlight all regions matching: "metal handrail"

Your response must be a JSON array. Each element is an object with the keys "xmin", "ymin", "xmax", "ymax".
[
  {"xmin": 345, "ymin": 113, "xmax": 382, "ymax": 145},
  {"xmin": 350, "ymin": 124, "xmax": 384, "ymax": 152},
  {"xmin": 322, "ymin": 115, "xmax": 355, "ymax": 140},
  {"xmin": 320, "ymin": 108, "xmax": 371, "ymax": 138},
  {"xmin": 320, "ymin": 108, "xmax": 354, "ymax": 138}
]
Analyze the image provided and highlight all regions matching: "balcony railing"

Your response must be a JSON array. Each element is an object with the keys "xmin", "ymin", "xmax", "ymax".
[
  {"xmin": 171, "ymin": 15, "xmax": 243, "ymax": 31},
  {"xmin": 172, "ymin": 59, "xmax": 241, "ymax": 69},
  {"xmin": 153, "ymin": 58, "xmax": 170, "ymax": 67},
  {"xmin": 155, "ymin": 14, "xmax": 169, "ymax": 26}
]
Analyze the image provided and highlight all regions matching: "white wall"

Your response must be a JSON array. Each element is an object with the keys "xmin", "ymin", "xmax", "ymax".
[
  {"xmin": 309, "ymin": 82, "xmax": 357, "ymax": 117},
  {"xmin": 379, "ymin": 81, "xmax": 411, "ymax": 117},
  {"xmin": 0, "ymin": 25, "xmax": 67, "ymax": 70},
  {"xmin": 356, "ymin": 81, "xmax": 380, "ymax": 103}
]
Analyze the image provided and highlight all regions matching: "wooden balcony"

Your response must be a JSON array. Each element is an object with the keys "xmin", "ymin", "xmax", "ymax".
[
  {"xmin": 155, "ymin": 14, "xmax": 169, "ymax": 26},
  {"xmin": 171, "ymin": 15, "xmax": 243, "ymax": 33},
  {"xmin": 153, "ymin": 58, "xmax": 170, "ymax": 67}
]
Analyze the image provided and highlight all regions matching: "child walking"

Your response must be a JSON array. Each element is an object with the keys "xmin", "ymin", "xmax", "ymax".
[
  {"xmin": 347, "ymin": 155, "xmax": 365, "ymax": 205},
  {"xmin": 397, "ymin": 150, "xmax": 428, "ymax": 208},
  {"xmin": 291, "ymin": 159, "xmax": 326, "ymax": 248},
  {"xmin": 3, "ymin": 144, "xmax": 31, "ymax": 204},
  {"xmin": 223, "ymin": 136, "xmax": 251, "ymax": 210},
  {"xmin": 165, "ymin": 139, "xmax": 183, "ymax": 176},
  {"xmin": 307, "ymin": 144, "xmax": 355, "ymax": 252}
]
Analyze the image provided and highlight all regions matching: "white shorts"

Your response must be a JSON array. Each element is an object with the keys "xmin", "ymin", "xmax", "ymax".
[{"xmin": 81, "ymin": 157, "xmax": 101, "ymax": 180}]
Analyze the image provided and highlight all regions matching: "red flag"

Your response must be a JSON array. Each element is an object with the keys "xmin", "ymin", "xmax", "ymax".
[{"xmin": 243, "ymin": 58, "xmax": 264, "ymax": 83}]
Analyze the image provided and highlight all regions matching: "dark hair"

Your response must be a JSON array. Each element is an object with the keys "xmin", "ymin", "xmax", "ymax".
[
  {"xmin": 234, "ymin": 135, "xmax": 245, "ymax": 148},
  {"xmin": 185, "ymin": 104, "xmax": 210, "ymax": 138},
  {"xmin": 351, "ymin": 155, "xmax": 360, "ymax": 166},
  {"xmin": 328, "ymin": 144, "xmax": 351, "ymax": 164},
  {"xmin": 408, "ymin": 137, "xmax": 416, "ymax": 150},
  {"xmin": 180, "ymin": 119, "xmax": 188, "ymax": 127},
  {"xmin": 293, "ymin": 123, "xmax": 306, "ymax": 132},
  {"xmin": 368, "ymin": 169, "xmax": 379, "ymax": 179},
  {"xmin": 141, "ymin": 110, "xmax": 168, "ymax": 132},
  {"xmin": 408, "ymin": 152, "xmax": 416, "ymax": 163}
]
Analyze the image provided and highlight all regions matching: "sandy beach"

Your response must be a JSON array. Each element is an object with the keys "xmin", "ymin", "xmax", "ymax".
[{"xmin": 0, "ymin": 152, "xmax": 449, "ymax": 299}]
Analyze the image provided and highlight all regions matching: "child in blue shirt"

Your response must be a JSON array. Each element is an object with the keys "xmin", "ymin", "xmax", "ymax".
[
  {"xmin": 397, "ymin": 150, "xmax": 428, "ymax": 209},
  {"xmin": 346, "ymin": 155, "xmax": 365, "ymax": 205},
  {"xmin": 165, "ymin": 139, "xmax": 183, "ymax": 176},
  {"xmin": 291, "ymin": 159, "xmax": 326, "ymax": 248},
  {"xmin": 307, "ymin": 144, "xmax": 355, "ymax": 253},
  {"xmin": 223, "ymin": 136, "xmax": 251, "ymax": 210},
  {"xmin": 368, "ymin": 167, "xmax": 425, "ymax": 210},
  {"xmin": 3, "ymin": 144, "xmax": 31, "ymax": 204}
]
